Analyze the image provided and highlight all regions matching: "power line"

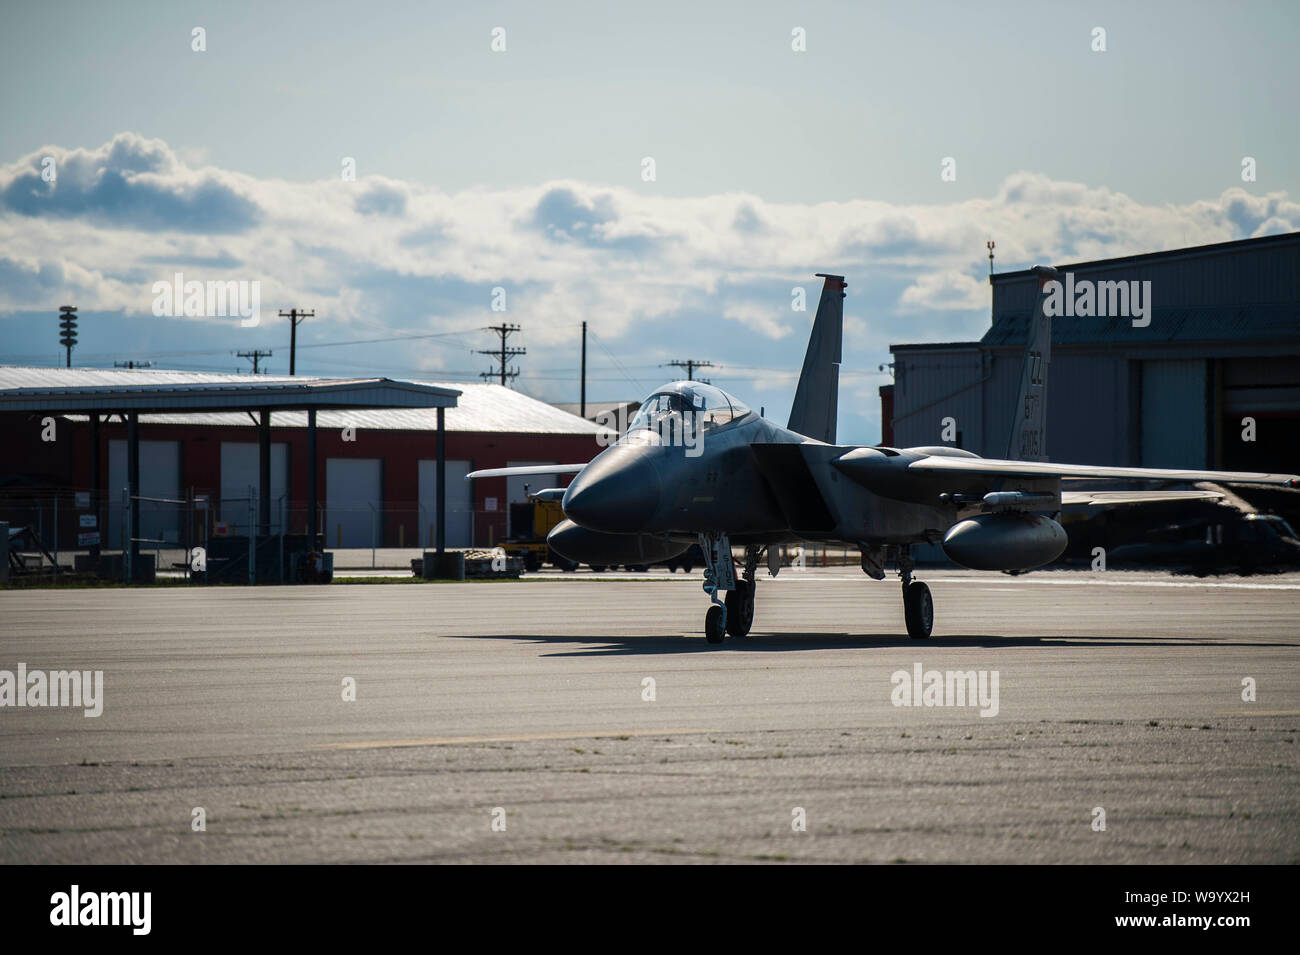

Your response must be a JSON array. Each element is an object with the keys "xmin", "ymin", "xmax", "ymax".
[
  {"xmin": 664, "ymin": 358, "xmax": 715, "ymax": 382},
  {"xmin": 0, "ymin": 327, "xmax": 483, "ymax": 365},
  {"xmin": 294, "ymin": 328, "xmax": 478, "ymax": 350},
  {"xmin": 588, "ymin": 329, "xmax": 650, "ymax": 394},
  {"xmin": 236, "ymin": 349, "xmax": 272, "ymax": 374},
  {"xmin": 478, "ymin": 323, "xmax": 525, "ymax": 386},
  {"xmin": 279, "ymin": 307, "xmax": 314, "ymax": 375}
]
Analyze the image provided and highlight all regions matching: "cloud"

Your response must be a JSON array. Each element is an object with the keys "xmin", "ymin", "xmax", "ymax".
[
  {"xmin": 355, "ymin": 182, "xmax": 408, "ymax": 217},
  {"xmin": 0, "ymin": 133, "xmax": 262, "ymax": 233},
  {"xmin": 899, "ymin": 270, "xmax": 988, "ymax": 312},
  {"xmin": 531, "ymin": 186, "xmax": 615, "ymax": 240},
  {"xmin": 722, "ymin": 300, "xmax": 793, "ymax": 340}
]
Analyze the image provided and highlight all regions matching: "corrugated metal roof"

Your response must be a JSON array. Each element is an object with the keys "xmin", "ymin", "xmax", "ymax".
[
  {"xmin": 2, "ymin": 365, "xmax": 601, "ymax": 435},
  {"xmin": 990, "ymin": 230, "xmax": 1300, "ymax": 281},
  {"xmin": 0, "ymin": 366, "xmax": 316, "ymax": 388},
  {"xmin": 981, "ymin": 305, "xmax": 1300, "ymax": 347},
  {"xmin": 0, "ymin": 365, "xmax": 459, "ymax": 413}
]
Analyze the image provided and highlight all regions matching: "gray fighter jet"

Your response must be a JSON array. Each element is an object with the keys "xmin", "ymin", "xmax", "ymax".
[{"xmin": 469, "ymin": 271, "xmax": 1300, "ymax": 643}]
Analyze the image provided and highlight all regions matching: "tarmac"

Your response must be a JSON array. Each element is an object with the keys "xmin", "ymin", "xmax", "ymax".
[{"xmin": 1, "ymin": 566, "xmax": 1297, "ymax": 863}]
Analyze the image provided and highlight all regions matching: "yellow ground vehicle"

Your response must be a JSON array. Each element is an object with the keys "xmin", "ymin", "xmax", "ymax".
[
  {"xmin": 502, "ymin": 490, "xmax": 578, "ymax": 572},
  {"xmin": 503, "ymin": 487, "xmax": 696, "ymax": 572}
]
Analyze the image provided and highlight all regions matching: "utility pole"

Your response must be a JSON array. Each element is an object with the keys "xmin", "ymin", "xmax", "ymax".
[
  {"xmin": 114, "ymin": 360, "xmax": 153, "ymax": 369},
  {"xmin": 665, "ymin": 359, "xmax": 715, "ymax": 382},
  {"xmin": 580, "ymin": 321, "xmax": 587, "ymax": 417},
  {"xmin": 237, "ymin": 349, "xmax": 272, "ymax": 374},
  {"xmin": 58, "ymin": 306, "xmax": 77, "ymax": 367},
  {"xmin": 478, "ymin": 323, "xmax": 525, "ymax": 386},
  {"xmin": 279, "ymin": 308, "xmax": 314, "ymax": 375}
]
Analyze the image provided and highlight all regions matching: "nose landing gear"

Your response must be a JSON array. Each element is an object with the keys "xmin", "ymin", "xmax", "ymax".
[
  {"xmin": 699, "ymin": 535, "xmax": 762, "ymax": 644},
  {"xmin": 725, "ymin": 577, "xmax": 755, "ymax": 637}
]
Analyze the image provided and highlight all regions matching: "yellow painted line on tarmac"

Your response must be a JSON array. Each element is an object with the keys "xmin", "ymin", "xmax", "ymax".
[
  {"xmin": 1213, "ymin": 710, "xmax": 1300, "ymax": 717},
  {"xmin": 311, "ymin": 728, "xmax": 719, "ymax": 750}
]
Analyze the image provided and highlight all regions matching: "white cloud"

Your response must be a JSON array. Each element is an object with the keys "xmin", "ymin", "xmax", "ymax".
[
  {"xmin": 899, "ymin": 270, "xmax": 988, "ymax": 312},
  {"xmin": 1, "ymin": 133, "xmax": 1296, "ymax": 369},
  {"xmin": 722, "ymin": 300, "xmax": 793, "ymax": 340}
]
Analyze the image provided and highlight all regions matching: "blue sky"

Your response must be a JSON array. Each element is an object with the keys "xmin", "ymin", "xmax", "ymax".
[{"xmin": 2, "ymin": 0, "xmax": 1297, "ymax": 443}]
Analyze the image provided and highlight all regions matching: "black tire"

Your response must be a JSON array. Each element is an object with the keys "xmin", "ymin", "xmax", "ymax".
[
  {"xmin": 725, "ymin": 580, "xmax": 755, "ymax": 637},
  {"xmin": 522, "ymin": 552, "xmax": 541, "ymax": 573},
  {"xmin": 705, "ymin": 605, "xmax": 726, "ymax": 644},
  {"xmin": 589, "ymin": 564, "xmax": 607, "ymax": 573},
  {"xmin": 628, "ymin": 564, "xmax": 649, "ymax": 573},
  {"xmin": 680, "ymin": 562, "xmax": 692, "ymax": 574},
  {"xmin": 903, "ymin": 581, "xmax": 933, "ymax": 639}
]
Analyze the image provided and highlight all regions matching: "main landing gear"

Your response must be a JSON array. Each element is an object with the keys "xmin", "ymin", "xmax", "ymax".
[
  {"xmin": 862, "ymin": 543, "xmax": 933, "ymax": 639},
  {"xmin": 699, "ymin": 534, "xmax": 761, "ymax": 644},
  {"xmin": 896, "ymin": 545, "xmax": 933, "ymax": 640}
]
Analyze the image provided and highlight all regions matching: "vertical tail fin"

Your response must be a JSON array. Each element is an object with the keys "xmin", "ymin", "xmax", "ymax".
[
  {"xmin": 787, "ymin": 273, "xmax": 845, "ymax": 443},
  {"xmin": 1006, "ymin": 265, "xmax": 1057, "ymax": 461}
]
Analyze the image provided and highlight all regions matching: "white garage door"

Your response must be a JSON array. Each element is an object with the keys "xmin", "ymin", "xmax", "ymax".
[
  {"xmin": 220, "ymin": 442, "xmax": 289, "ymax": 534},
  {"xmin": 418, "ymin": 459, "xmax": 473, "ymax": 548},
  {"xmin": 506, "ymin": 461, "xmax": 558, "ymax": 536},
  {"xmin": 326, "ymin": 458, "xmax": 382, "ymax": 548},
  {"xmin": 108, "ymin": 440, "xmax": 180, "ymax": 548}
]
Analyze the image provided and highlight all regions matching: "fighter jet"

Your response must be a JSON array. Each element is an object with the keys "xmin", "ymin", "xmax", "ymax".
[{"xmin": 469, "ymin": 271, "xmax": 1300, "ymax": 644}]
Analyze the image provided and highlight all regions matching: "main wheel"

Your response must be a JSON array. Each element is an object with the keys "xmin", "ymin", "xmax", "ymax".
[
  {"xmin": 589, "ymin": 564, "xmax": 607, "ymax": 573},
  {"xmin": 903, "ymin": 581, "xmax": 933, "ymax": 639},
  {"xmin": 705, "ymin": 605, "xmax": 726, "ymax": 644},
  {"xmin": 522, "ymin": 552, "xmax": 541, "ymax": 573},
  {"xmin": 725, "ymin": 580, "xmax": 755, "ymax": 637}
]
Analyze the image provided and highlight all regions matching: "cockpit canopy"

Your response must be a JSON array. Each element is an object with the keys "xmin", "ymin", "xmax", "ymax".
[{"xmin": 626, "ymin": 381, "xmax": 751, "ymax": 438}]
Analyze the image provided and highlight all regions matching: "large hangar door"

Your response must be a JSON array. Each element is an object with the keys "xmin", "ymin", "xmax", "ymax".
[
  {"xmin": 108, "ymin": 440, "xmax": 180, "ymax": 548},
  {"xmin": 326, "ymin": 458, "xmax": 382, "ymax": 548},
  {"xmin": 1141, "ymin": 359, "xmax": 1208, "ymax": 468},
  {"xmin": 417, "ymin": 459, "xmax": 473, "ymax": 547},
  {"xmin": 1222, "ymin": 355, "xmax": 1300, "ymax": 474},
  {"xmin": 506, "ymin": 461, "xmax": 558, "ymax": 536},
  {"xmin": 219, "ymin": 442, "xmax": 289, "ymax": 534}
]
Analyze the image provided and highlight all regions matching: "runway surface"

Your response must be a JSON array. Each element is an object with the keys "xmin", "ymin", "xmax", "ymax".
[{"xmin": 1, "ymin": 567, "xmax": 1297, "ymax": 864}]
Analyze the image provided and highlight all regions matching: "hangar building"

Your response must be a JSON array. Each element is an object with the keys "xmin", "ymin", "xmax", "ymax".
[{"xmin": 886, "ymin": 232, "xmax": 1300, "ymax": 479}]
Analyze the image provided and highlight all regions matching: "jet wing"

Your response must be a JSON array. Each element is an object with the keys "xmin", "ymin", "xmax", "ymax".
[
  {"xmin": 906, "ymin": 455, "xmax": 1300, "ymax": 487},
  {"xmin": 1060, "ymin": 489, "xmax": 1225, "ymax": 506},
  {"xmin": 465, "ymin": 463, "xmax": 588, "ymax": 480}
]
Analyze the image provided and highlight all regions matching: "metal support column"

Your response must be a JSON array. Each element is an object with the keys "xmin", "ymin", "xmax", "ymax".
[
  {"xmin": 258, "ymin": 408, "xmax": 271, "ymax": 536},
  {"xmin": 88, "ymin": 414, "xmax": 101, "ymax": 559},
  {"xmin": 127, "ymin": 412, "xmax": 140, "ymax": 581},
  {"xmin": 436, "ymin": 406, "xmax": 446, "ymax": 558},
  {"xmin": 307, "ymin": 408, "xmax": 318, "ymax": 542}
]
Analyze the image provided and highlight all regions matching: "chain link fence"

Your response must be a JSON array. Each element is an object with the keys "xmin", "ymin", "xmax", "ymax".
[{"xmin": 1, "ymin": 489, "xmax": 865, "ymax": 578}]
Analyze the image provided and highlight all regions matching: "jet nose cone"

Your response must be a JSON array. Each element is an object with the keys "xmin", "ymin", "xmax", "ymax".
[{"xmin": 563, "ymin": 449, "xmax": 661, "ymax": 533}]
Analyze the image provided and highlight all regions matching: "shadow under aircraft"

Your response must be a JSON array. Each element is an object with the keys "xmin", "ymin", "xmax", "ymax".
[{"xmin": 470, "ymin": 271, "xmax": 1300, "ymax": 644}]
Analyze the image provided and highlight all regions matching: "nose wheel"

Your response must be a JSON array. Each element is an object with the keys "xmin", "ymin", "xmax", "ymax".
[
  {"xmin": 705, "ymin": 605, "xmax": 726, "ymax": 643},
  {"xmin": 725, "ymin": 578, "xmax": 756, "ymax": 637},
  {"xmin": 698, "ymin": 535, "xmax": 762, "ymax": 644}
]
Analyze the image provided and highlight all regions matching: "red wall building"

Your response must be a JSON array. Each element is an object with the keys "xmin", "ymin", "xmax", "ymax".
[{"xmin": 0, "ymin": 369, "xmax": 606, "ymax": 551}]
